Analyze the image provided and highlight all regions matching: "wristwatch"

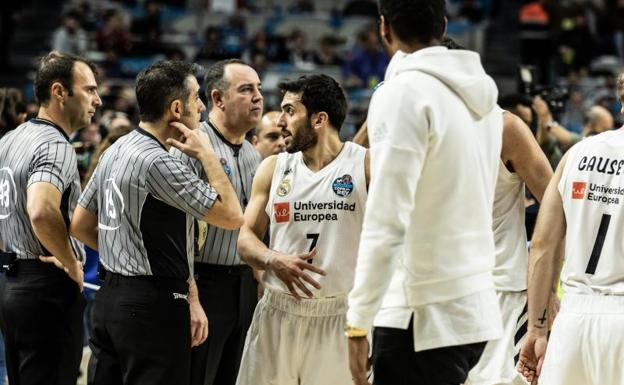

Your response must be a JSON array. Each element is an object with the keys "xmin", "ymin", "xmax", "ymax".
[{"xmin": 344, "ymin": 324, "xmax": 368, "ymax": 338}]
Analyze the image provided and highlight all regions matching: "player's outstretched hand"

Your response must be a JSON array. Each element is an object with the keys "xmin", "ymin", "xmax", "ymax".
[
  {"xmin": 267, "ymin": 248, "xmax": 326, "ymax": 299},
  {"xmin": 517, "ymin": 332, "xmax": 547, "ymax": 385},
  {"xmin": 167, "ymin": 121, "xmax": 214, "ymax": 159}
]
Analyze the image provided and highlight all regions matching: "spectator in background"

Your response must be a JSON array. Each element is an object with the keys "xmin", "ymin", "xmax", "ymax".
[
  {"xmin": 287, "ymin": 29, "xmax": 316, "ymax": 70},
  {"xmin": 343, "ymin": 22, "xmax": 389, "ymax": 89},
  {"xmin": 84, "ymin": 112, "xmax": 132, "ymax": 184},
  {"xmin": 96, "ymin": 9, "xmax": 132, "ymax": 56},
  {"xmin": 546, "ymin": 104, "xmax": 614, "ymax": 150},
  {"xmin": 313, "ymin": 35, "xmax": 345, "ymax": 66},
  {"xmin": 131, "ymin": 0, "xmax": 163, "ymax": 55},
  {"xmin": 221, "ymin": 14, "xmax": 247, "ymax": 58},
  {"xmin": 196, "ymin": 26, "xmax": 228, "ymax": 61},
  {"xmin": 246, "ymin": 30, "xmax": 289, "ymax": 63},
  {"xmin": 250, "ymin": 111, "xmax": 286, "ymax": 159},
  {"xmin": 52, "ymin": 10, "xmax": 88, "ymax": 55},
  {"xmin": 289, "ymin": 0, "xmax": 315, "ymax": 14},
  {"xmin": 0, "ymin": 87, "xmax": 26, "ymax": 138},
  {"xmin": 73, "ymin": 122, "xmax": 102, "ymax": 182},
  {"xmin": 560, "ymin": 88, "xmax": 586, "ymax": 133}
]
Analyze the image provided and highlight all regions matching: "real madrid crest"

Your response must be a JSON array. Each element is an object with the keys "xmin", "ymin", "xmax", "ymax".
[{"xmin": 277, "ymin": 178, "xmax": 291, "ymax": 197}]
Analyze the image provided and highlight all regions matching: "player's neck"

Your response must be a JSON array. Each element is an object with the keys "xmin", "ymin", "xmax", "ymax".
[
  {"xmin": 302, "ymin": 133, "xmax": 344, "ymax": 172},
  {"xmin": 208, "ymin": 111, "xmax": 247, "ymax": 145},
  {"xmin": 37, "ymin": 106, "xmax": 73, "ymax": 137}
]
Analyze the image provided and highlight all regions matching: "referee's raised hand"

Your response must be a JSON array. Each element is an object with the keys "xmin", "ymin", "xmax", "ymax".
[
  {"xmin": 167, "ymin": 121, "xmax": 215, "ymax": 159},
  {"xmin": 266, "ymin": 248, "xmax": 326, "ymax": 299}
]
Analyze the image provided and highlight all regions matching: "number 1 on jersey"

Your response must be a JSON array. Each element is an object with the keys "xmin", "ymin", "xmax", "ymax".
[
  {"xmin": 586, "ymin": 214, "xmax": 611, "ymax": 275},
  {"xmin": 306, "ymin": 233, "xmax": 319, "ymax": 263}
]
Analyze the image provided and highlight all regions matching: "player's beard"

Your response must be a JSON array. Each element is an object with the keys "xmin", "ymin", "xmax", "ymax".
[{"xmin": 287, "ymin": 118, "xmax": 317, "ymax": 153}]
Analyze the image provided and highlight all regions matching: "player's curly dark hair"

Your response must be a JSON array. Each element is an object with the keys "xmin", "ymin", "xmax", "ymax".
[{"xmin": 278, "ymin": 74, "xmax": 347, "ymax": 133}]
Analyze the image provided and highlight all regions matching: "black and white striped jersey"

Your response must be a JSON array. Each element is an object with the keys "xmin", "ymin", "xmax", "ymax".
[
  {"xmin": 172, "ymin": 121, "xmax": 261, "ymax": 266},
  {"xmin": 0, "ymin": 118, "xmax": 84, "ymax": 261},
  {"xmin": 79, "ymin": 127, "xmax": 218, "ymax": 279}
]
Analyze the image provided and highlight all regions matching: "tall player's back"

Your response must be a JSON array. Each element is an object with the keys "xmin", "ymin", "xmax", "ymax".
[{"xmin": 559, "ymin": 129, "xmax": 624, "ymax": 295}]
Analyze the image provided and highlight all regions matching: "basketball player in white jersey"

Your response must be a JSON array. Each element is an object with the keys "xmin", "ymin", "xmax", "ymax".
[
  {"xmin": 465, "ymin": 110, "xmax": 553, "ymax": 385},
  {"xmin": 235, "ymin": 74, "xmax": 369, "ymax": 385},
  {"xmin": 518, "ymin": 74, "xmax": 624, "ymax": 385}
]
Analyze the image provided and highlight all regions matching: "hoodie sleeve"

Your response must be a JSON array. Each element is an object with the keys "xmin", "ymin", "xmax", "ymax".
[{"xmin": 347, "ymin": 81, "xmax": 432, "ymax": 330}]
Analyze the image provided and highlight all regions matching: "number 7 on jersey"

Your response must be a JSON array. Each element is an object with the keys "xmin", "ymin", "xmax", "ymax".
[{"xmin": 306, "ymin": 233, "xmax": 319, "ymax": 263}]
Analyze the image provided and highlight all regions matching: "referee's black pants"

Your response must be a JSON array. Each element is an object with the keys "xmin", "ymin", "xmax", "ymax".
[
  {"xmin": 190, "ymin": 263, "xmax": 257, "ymax": 385},
  {"xmin": 87, "ymin": 272, "xmax": 191, "ymax": 385},
  {"xmin": 372, "ymin": 317, "xmax": 487, "ymax": 385},
  {"xmin": 0, "ymin": 260, "xmax": 85, "ymax": 385}
]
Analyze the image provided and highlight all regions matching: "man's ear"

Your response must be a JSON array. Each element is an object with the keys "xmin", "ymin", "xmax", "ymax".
[
  {"xmin": 51, "ymin": 82, "xmax": 66, "ymax": 103},
  {"xmin": 211, "ymin": 89, "xmax": 225, "ymax": 110},
  {"xmin": 170, "ymin": 99, "xmax": 182, "ymax": 120},
  {"xmin": 312, "ymin": 112, "xmax": 329, "ymax": 129},
  {"xmin": 379, "ymin": 15, "xmax": 392, "ymax": 46}
]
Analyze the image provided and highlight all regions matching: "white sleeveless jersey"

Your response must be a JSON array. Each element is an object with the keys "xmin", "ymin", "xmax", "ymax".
[
  {"xmin": 492, "ymin": 160, "xmax": 528, "ymax": 291},
  {"xmin": 558, "ymin": 130, "xmax": 624, "ymax": 295},
  {"xmin": 264, "ymin": 142, "xmax": 367, "ymax": 297}
]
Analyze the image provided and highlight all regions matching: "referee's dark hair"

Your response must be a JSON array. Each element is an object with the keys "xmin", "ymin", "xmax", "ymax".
[
  {"xmin": 34, "ymin": 51, "xmax": 97, "ymax": 106},
  {"xmin": 135, "ymin": 60, "xmax": 200, "ymax": 122},
  {"xmin": 378, "ymin": 0, "xmax": 446, "ymax": 45},
  {"xmin": 204, "ymin": 58, "xmax": 248, "ymax": 106},
  {"xmin": 278, "ymin": 74, "xmax": 347, "ymax": 133}
]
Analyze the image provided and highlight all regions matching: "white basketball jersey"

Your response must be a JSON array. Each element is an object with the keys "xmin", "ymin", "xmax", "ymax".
[
  {"xmin": 492, "ymin": 160, "xmax": 528, "ymax": 291},
  {"xmin": 265, "ymin": 142, "xmax": 367, "ymax": 297},
  {"xmin": 558, "ymin": 130, "xmax": 624, "ymax": 295}
]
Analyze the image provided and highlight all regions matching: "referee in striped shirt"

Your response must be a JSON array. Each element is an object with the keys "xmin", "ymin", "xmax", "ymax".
[
  {"xmin": 172, "ymin": 59, "xmax": 263, "ymax": 385},
  {"xmin": 0, "ymin": 51, "xmax": 101, "ymax": 385},
  {"xmin": 70, "ymin": 60, "xmax": 243, "ymax": 385}
]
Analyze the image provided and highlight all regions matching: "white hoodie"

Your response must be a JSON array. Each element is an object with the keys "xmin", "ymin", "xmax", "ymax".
[{"xmin": 347, "ymin": 46, "xmax": 503, "ymax": 350}]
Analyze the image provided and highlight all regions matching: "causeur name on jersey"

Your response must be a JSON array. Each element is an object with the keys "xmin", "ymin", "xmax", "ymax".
[{"xmin": 578, "ymin": 156, "xmax": 624, "ymax": 175}]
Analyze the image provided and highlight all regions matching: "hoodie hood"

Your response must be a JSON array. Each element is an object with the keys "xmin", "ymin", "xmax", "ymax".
[{"xmin": 385, "ymin": 46, "xmax": 498, "ymax": 119}]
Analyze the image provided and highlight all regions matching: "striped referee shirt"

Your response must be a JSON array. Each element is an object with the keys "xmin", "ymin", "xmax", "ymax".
[
  {"xmin": 171, "ymin": 120, "xmax": 261, "ymax": 266},
  {"xmin": 0, "ymin": 118, "xmax": 84, "ymax": 261},
  {"xmin": 79, "ymin": 127, "xmax": 218, "ymax": 279}
]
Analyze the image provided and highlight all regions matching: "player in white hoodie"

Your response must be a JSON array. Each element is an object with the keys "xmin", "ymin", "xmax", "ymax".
[{"xmin": 346, "ymin": 1, "xmax": 504, "ymax": 384}]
